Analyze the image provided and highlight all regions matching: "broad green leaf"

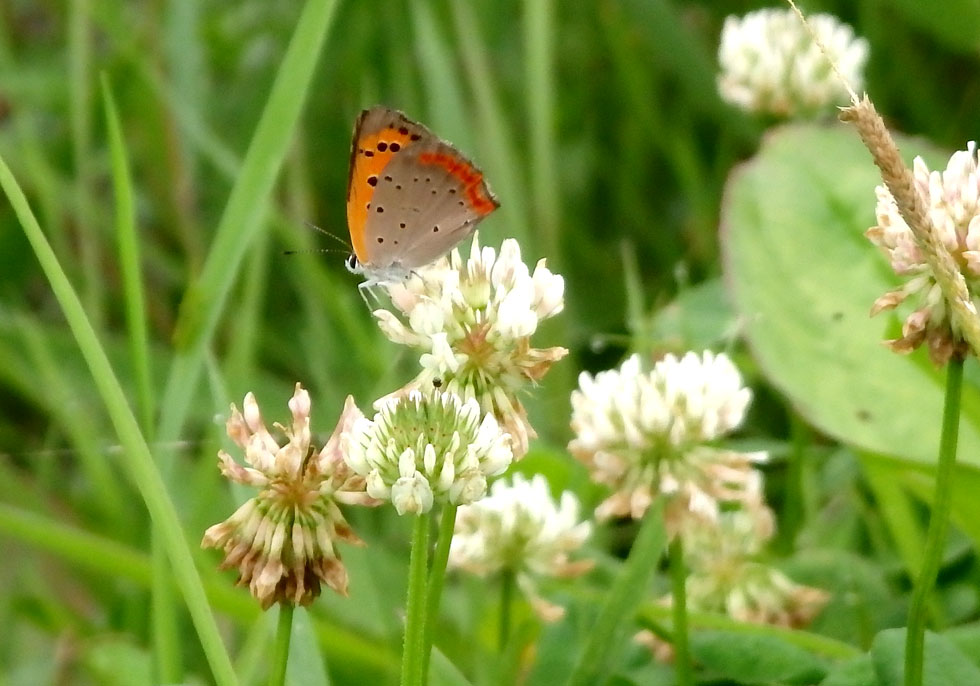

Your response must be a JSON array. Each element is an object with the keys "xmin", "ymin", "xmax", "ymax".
[
  {"xmin": 895, "ymin": 460, "xmax": 980, "ymax": 553},
  {"xmin": 820, "ymin": 655, "xmax": 878, "ymax": 686},
  {"xmin": 430, "ymin": 646, "xmax": 474, "ymax": 686},
  {"xmin": 722, "ymin": 124, "xmax": 980, "ymax": 466},
  {"xmin": 943, "ymin": 623, "xmax": 980, "ymax": 668},
  {"xmin": 650, "ymin": 278, "xmax": 736, "ymax": 351},
  {"xmin": 871, "ymin": 628, "xmax": 980, "ymax": 685},
  {"xmin": 690, "ymin": 630, "xmax": 827, "ymax": 684},
  {"xmin": 286, "ymin": 608, "xmax": 331, "ymax": 686},
  {"xmin": 891, "ymin": 0, "xmax": 980, "ymax": 52}
]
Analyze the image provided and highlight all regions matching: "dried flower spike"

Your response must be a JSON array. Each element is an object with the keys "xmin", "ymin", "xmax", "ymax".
[
  {"xmin": 867, "ymin": 141, "xmax": 980, "ymax": 363},
  {"xmin": 717, "ymin": 8, "xmax": 868, "ymax": 118},
  {"xmin": 569, "ymin": 352, "xmax": 765, "ymax": 536},
  {"xmin": 372, "ymin": 234, "xmax": 567, "ymax": 458},
  {"xmin": 342, "ymin": 388, "xmax": 513, "ymax": 515},
  {"xmin": 202, "ymin": 384, "xmax": 376, "ymax": 608},
  {"xmin": 449, "ymin": 473, "xmax": 593, "ymax": 621}
]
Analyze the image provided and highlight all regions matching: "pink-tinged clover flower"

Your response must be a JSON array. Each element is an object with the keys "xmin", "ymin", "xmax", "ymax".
[{"xmin": 202, "ymin": 385, "xmax": 377, "ymax": 608}]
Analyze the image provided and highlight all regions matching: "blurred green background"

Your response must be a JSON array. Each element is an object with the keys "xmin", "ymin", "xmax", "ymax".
[{"xmin": 3, "ymin": 0, "xmax": 980, "ymax": 683}]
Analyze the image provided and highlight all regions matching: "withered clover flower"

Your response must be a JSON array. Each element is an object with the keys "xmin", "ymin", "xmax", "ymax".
[
  {"xmin": 569, "ymin": 351, "xmax": 766, "ymax": 537},
  {"xmin": 371, "ymin": 234, "xmax": 566, "ymax": 458},
  {"xmin": 202, "ymin": 384, "xmax": 377, "ymax": 609}
]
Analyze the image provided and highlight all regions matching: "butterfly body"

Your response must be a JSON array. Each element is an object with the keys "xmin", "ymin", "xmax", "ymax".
[{"xmin": 345, "ymin": 107, "xmax": 499, "ymax": 286}]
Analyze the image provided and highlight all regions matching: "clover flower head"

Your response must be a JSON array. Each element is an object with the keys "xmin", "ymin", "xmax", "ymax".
[
  {"xmin": 448, "ymin": 473, "xmax": 593, "ymax": 621},
  {"xmin": 639, "ymin": 506, "xmax": 828, "ymax": 661},
  {"xmin": 867, "ymin": 142, "xmax": 980, "ymax": 363},
  {"xmin": 202, "ymin": 384, "xmax": 377, "ymax": 608},
  {"xmin": 717, "ymin": 8, "xmax": 868, "ymax": 118},
  {"xmin": 569, "ymin": 351, "xmax": 765, "ymax": 535},
  {"xmin": 372, "ymin": 233, "xmax": 568, "ymax": 459},
  {"xmin": 677, "ymin": 508, "xmax": 828, "ymax": 629},
  {"xmin": 342, "ymin": 389, "xmax": 513, "ymax": 515}
]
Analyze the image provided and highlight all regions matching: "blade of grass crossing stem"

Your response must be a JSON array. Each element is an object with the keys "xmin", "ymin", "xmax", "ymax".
[
  {"xmin": 522, "ymin": 0, "xmax": 558, "ymax": 259},
  {"xmin": 104, "ymin": 75, "xmax": 181, "ymax": 682},
  {"xmin": 567, "ymin": 500, "xmax": 667, "ymax": 686},
  {"xmin": 158, "ymin": 0, "xmax": 339, "ymax": 454},
  {"xmin": 0, "ymin": 153, "xmax": 238, "ymax": 686},
  {"xmin": 448, "ymin": 0, "xmax": 530, "ymax": 250}
]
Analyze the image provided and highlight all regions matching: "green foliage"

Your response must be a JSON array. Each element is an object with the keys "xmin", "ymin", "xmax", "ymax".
[{"xmin": 2, "ymin": 0, "xmax": 980, "ymax": 684}]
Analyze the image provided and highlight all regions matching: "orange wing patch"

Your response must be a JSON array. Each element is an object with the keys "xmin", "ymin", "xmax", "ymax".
[
  {"xmin": 418, "ymin": 152, "xmax": 498, "ymax": 216},
  {"xmin": 347, "ymin": 126, "xmax": 419, "ymax": 263}
]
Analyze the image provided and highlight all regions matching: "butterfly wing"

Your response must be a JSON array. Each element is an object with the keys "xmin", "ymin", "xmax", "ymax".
[
  {"xmin": 365, "ymin": 138, "xmax": 499, "ymax": 270},
  {"xmin": 346, "ymin": 107, "xmax": 428, "ymax": 267},
  {"xmin": 347, "ymin": 107, "xmax": 499, "ymax": 272}
]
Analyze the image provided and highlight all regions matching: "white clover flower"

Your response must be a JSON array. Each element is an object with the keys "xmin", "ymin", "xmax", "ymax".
[
  {"xmin": 867, "ymin": 142, "xmax": 980, "ymax": 364},
  {"xmin": 202, "ymin": 385, "xmax": 377, "ymax": 608},
  {"xmin": 717, "ymin": 8, "xmax": 868, "ymax": 118},
  {"xmin": 675, "ymin": 508, "xmax": 828, "ymax": 629},
  {"xmin": 342, "ymin": 389, "xmax": 513, "ymax": 515},
  {"xmin": 372, "ymin": 234, "xmax": 568, "ymax": 459},
  {"xmin": 569, "ymin": 352, "xmax": 765, "ymax": 535},
  {"xmin": 449, "ymin": 473, "xmax": 593, "ymax": 621}
]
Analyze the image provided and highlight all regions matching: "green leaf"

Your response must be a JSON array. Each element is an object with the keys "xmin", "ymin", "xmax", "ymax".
[
  {"xmin": 286, "ymin": 608, "xmax": 331, "ymax": 686},
  {"xmin": 871, "ymin": 628, "xmax": 980, "ymax": 685},
  {"xmin": 690, "ymin": 630, "xmax": 827, "ymax": 684},
  {"xmin": 429, "ymin": 646, "xmax": 474, "ymax": 686},
  {"xmin": 721, "ymin": 124, "xmax": 980, "ymax": 466},
  {"xmin": 943, "ymin": 623, "xmax": 980, "ymax": 668},
  {"xmin": 819, "ymin": 655, "xmax": 878, "ymax": 686},
  {"xmin": 891, "ymin": 0, "xmax": 980, "ymax": 52},
  {"xmin": 649, "ymin": 278, "xmax": 736, "ymax": 351}
]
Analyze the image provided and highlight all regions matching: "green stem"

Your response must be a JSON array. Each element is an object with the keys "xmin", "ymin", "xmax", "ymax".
[
  {"xmin": 669, "ymin": 537, "xmax": 693, "ymax": 686},
  {"xmin": 904, "ymin": 356, "xmax": 964, "ymax": 686},
  {"xmin": 420, "ymin": 504, "xmax": 457, "ymax": 682},
  {"xmin": 401, "ymin": 512, "xmax": 432, "ymax": 686},
  {"xmin": 269, "ymin": 604, "xmax": 294, "ymax": 686},
  {"xmin": 499, "ymin": 569, "xmax": 514, "ymax": 652}
]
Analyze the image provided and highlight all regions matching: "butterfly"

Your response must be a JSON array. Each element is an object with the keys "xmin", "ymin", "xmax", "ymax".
[{"xmin": 344, "ymin": 106, "xmax": 500, "ymax": 287}]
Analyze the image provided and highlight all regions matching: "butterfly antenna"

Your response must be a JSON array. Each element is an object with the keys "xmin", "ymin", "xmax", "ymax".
[
  {"xmin": 304, "ymin": 221, "xmax": 352, "ymax": 250},
  {"xmin": 282, "ymin": 247, "xmax": 346, "ymax": 257}
]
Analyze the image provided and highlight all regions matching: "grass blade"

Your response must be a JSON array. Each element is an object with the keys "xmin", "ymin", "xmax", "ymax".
[{"xmin": 0, "ymin": 152, "xmax": 239, "ymax": 686}]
